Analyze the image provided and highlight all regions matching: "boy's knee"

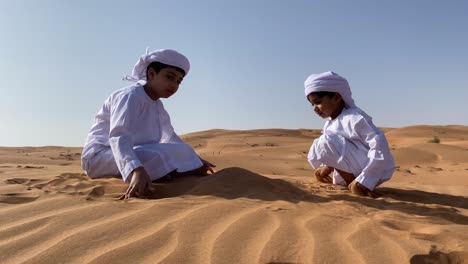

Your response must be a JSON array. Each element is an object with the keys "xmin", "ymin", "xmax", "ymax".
[{"xmin": 311, "ymin": 134, "xmax": 345, "ymax": 162}]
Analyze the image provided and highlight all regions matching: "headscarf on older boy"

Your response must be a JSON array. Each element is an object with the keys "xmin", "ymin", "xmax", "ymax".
[{"xmin": 123, "ymin": 48, "xmax": 190, "ymax": 84}]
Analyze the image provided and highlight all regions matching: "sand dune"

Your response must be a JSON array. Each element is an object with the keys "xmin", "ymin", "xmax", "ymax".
[{"xmin": 1, "ymin": 125, "xmax": 467, "ymax": 263}]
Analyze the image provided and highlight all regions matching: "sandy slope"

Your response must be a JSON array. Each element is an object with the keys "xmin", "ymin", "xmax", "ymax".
[{"xmin": 0, "ymin": 126, "xmax": 467, "ymax": 263}]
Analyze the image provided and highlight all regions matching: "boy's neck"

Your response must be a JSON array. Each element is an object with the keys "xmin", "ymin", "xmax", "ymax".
[
  {"xmin": 330, "ymin": 105, "xmax": 345, "ymax": 120},
  {"xmin": 143, "ymin": 84, "xmax": 160, "ymax": 101}
]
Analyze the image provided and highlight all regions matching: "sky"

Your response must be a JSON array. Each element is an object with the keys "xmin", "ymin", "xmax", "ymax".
[{"xmin": 0, "ymin": 0, "xmax": 467, "ymax": 147}]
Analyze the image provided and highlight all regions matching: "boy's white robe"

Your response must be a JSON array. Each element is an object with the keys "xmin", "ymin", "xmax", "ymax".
[
  {"xmin": 81, "ymin": 85, "xmax": 203, "ymax": 182},
  {"xmin": 308, "ymin": 107, "xmax": 395, "ymax": 190}
]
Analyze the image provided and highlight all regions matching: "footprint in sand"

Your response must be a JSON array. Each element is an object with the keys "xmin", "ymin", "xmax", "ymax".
[
  {"xmin": 24, "ymin": 173, "xmax": 107, "ymax": 200},
  {"xmin": 428, "ymin": 166, "xmax": 444, "ymax": 172},
  {"xmin": 13, "ymin": 165, "xmax": 46, "ymax": 169},
  {"xmin": 6, "ymin": 178, "xmax": 29, "ymax": 184},
  {"xmin": 5, "ymin": 178, "xmax": 43, "ymax": 185},
  {"xmin": 0, "ymin": 193, "xmax": 39, "ymax": 204},
  {"xmin": 265, "ymin": 206, "xmax": 290, "ymax": 212},
  {"xmin": 5, "ymin": 174, "xmax": 102, "ymax": 199},
  {"xmin": 24, "ymin": 165, "xmax": 46, "ymax": 169},
  {"xmin": 49, "ymin": 152, "xmax": 81, "ymax": 161}
]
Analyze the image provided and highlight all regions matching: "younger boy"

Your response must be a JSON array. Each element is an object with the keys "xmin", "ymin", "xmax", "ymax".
[
  {"xmin": 81, "ymin": 49, "xmax": 215, "ymax": 199},
  {"xmin": 304, "ymin": 71, "xmax": 395, "ymax": 197}
]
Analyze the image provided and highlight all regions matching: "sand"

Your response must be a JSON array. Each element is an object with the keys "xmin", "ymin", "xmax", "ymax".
[{"xmin": 0, "ymin": 126, "xmax": 467, "ymax": 263}]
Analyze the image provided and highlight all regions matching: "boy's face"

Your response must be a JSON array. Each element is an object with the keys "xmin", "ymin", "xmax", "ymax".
[
  {"xmin": 307, "ymin": 93, "xmax": 343, "ymax": 119},
  {"xmin": 146, "ymin": 67, "xmax": 185, "ymax": 99}
]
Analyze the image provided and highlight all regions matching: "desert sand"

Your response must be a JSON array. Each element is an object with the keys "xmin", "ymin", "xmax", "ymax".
[{"xmin": 0, "ymin": 125, "xmax": 467, "ymax": 263}]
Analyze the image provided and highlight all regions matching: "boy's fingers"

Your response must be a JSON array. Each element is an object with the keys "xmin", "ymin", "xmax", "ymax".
[
  {"xmin": 316, "ymin": 173, "xmax": 332, "ymax": 183},
  {"xmin": 137, "ymin": 184, "xmax": 149, "ymax": 198},
  {"xmin": 143, "ymin": 184, "xmax": 152, "ymax": 198},
  {"xmin": 126, "ymin": 185, "xmax": 137, "ymax": 199},
  {"xmin": 121, "ymin": 193, "xmax": 131, "ymax": 200},
  {"xmin": 201, "ymin": 159, "xmax": 216, "ymax": 167},
  {"xmin": 129, "ymin": 189, "xmax": 139, "ymax": 198},
  {"xmin": 124, "ymin": 188, "xmax": 131, "ymax": 198}
]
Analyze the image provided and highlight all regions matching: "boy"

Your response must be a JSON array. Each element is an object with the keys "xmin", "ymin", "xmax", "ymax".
[
  {"xmin": 304, "ymin": 71, "xmax": 395, "ymax": 197},
  {"xmin": 81, "ymin": 49, "xmax": 215, "ymax": 199}
]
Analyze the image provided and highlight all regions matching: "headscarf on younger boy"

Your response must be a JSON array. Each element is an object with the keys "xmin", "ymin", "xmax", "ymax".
[{"xmin": 304, "ymin": 71, "xmax": 356, "ymax": 108}]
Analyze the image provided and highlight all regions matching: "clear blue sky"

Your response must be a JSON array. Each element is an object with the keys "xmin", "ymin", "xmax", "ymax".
[{"xmin": 1, "ymin": 0, "xmax": 467, "ymax": 146}]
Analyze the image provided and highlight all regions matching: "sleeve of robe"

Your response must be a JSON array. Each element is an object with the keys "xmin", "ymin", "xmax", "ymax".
[
  {"xmin": 352, "ymin": 116, "xmax": 392, "ymax": 190},
  {"xmin": 157, "ymin": 101, "xmax": 186, "ymax": 144},
  {"xmin": 108, "ymin": 92, "xmax": 143, "ymax": 182},
  {"xmin": 167, "ymin": 132, "xmax": 185, "ymax": 143}
]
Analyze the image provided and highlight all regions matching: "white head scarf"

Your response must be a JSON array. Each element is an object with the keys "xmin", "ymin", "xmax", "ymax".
[
  {"xmin": 304, "ymin": 71, "xmax": 356, "ymax": 108},
  {"xmin": 123, "ymin": 48, "xmax": 190, "ymax": 83}
]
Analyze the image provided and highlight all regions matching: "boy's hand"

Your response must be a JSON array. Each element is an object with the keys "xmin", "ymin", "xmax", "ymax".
[
  {"xmin": 348, "ymin": 180, "xmax": 379, "ymax": 198},
  {"xmin": 120, "ymin": 167, "xmax": 153, "ymax": 200},
  {"xmin": 314, "ymin": 166, "xmax": 333, "ymax": 183},
  {"xmin": 199, "ymin": 157, "xmax": 216, "ymax": 175},
  {"xmin": 167, "ymin": 158, "xmax": 216, "ymax": 178}
]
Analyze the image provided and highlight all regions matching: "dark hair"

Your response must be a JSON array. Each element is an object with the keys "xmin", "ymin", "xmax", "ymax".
[
  {"xmin": 309, "ymin": 91, "xmax": 337, "ymax": 99},
  {"xmin": 146, "ymin": 61, "xmax": 186, "ymax": 79}
]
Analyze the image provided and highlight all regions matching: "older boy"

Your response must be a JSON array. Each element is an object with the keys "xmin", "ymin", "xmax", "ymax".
[
  {"xmin": 304, "ymin": 71, "xmax": 395, "ymax": 197},
  {"xmin": 82, "ymin": 49, "xmax": 215, "ymax": 199}
]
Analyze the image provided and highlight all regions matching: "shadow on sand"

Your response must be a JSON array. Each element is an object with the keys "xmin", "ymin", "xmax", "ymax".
[
  {"xmin": 146, "ymin": 167, "xmax": 468, "ymax": 225},
  {"xmin": 148, "ymin": 167, "xmax": 317, "ymax": 203},
  {"xmin": 410, "ymin": 246, "xmax": 467, "ymax": 264}
]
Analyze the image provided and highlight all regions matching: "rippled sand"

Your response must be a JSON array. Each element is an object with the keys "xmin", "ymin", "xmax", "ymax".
[{"xmin": 1, "ymin": 126, "xmax": 467, "ymax": 263}]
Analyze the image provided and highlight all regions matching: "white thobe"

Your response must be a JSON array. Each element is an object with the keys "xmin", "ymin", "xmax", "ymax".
[
  {"xmin": 308, "ymin": 107, "xmax": 395, "ymax": 190},
  {"xmin": 81, "ymin": 84, "xmax": 203, "ymax": 182}
]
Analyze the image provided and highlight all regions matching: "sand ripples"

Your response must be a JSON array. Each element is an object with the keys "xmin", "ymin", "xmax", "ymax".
[
  {"xmin": 1, "ymin": 126, "xmax": 468, "ymax": 263},
  {"xmin": 1, "ymin": 167, "xmax": 466, "ymax": 263}
]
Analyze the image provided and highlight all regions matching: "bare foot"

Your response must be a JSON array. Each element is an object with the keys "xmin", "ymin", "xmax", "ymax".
[
  {"xmin": 335, "ymin": 169, "xmax": 356, "ymax": 185},
  {"xmin": 348, "ymin": 180, "xmax": 380, "ymax": 198},
  {"xmin": 314, "ymin": 166, "xmax": 333, "ymax": 183}
]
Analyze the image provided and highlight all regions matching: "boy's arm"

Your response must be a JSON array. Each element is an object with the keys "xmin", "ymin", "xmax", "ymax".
[
  {"xmin": 109, "ymin": 93, "xmax": 144, "ymax": 182},
  {"xmin": 352, "ymin": 117, "xmax": 393, "ymax": 190}
]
